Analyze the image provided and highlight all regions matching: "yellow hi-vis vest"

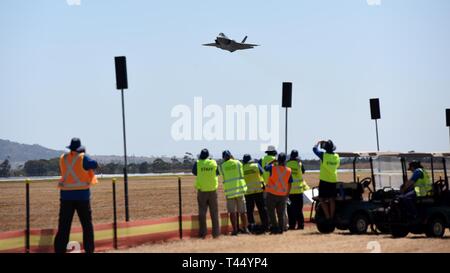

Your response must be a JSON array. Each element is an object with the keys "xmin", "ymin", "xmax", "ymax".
[
  {"xmin": 220, "ymin": 159, "xmax": 247, "ymax": 199},
  {"xmin": 195, "ymin": 159, "xmax": 219, "ymax": 192},
  {"xmin": 319, "ymin": 153, "xmax": 340, "ymax": 183},
  {"xmin": 286, "ymin": 160, "xmax": 310, "ymax": 194},
  {"xmin": 262, "ymin": 155, "xmax": 276, "ymax": 185},
  {"xmin": 243, "ymin": 162, "xmax": 264, "ymax": 195},
  {"xmin": 59, "ymin": 152, "xmax": 97, "ymax": 190},
  {"xmin": 414, "ymin": 168, "xmax": 432, "ymax": 197}
]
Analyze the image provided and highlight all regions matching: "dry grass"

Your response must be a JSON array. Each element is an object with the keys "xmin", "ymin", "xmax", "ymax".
[
  {"xmin": 0, "ymin": 172, "xmax": 367, "ymax": 232},
  {"xmin": 2, "ymin": 172, "xmax": 449, "ymax": 253},
  {"xmin": 111, "ymin": 225, "xmax": 450, "ymax": 253}
]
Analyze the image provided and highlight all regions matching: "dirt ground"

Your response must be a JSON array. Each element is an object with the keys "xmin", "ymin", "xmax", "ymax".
[
  {"xmin": 112, "ymin": 225, "xmax": 450, "ymax": 253},
  {"xmin": 0, "ymin": 172, "xmax": 359, "ymax": 232}
]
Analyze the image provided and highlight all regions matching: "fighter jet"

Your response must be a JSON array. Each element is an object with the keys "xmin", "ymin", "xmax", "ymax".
[{"xmin": 203, "ymin": 33, "xmax": 259, "ymax": 53}]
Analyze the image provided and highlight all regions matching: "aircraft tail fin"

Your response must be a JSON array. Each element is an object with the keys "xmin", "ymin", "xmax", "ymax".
[{"xmin": 241, "ymin": 36, "xmax": 248, "ymax": 43}]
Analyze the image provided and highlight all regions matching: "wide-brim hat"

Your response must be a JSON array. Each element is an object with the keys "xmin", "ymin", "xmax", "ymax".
[
  {"xmin": 66, "ymin": 137, "xmax": 85, "ymax": 152},
  {"xmin": 265, "ymin": 145, "xmax": 277, "ymax": 153}
]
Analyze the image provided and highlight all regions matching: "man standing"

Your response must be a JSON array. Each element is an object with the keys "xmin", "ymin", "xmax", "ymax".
[
  {"xmin": 264, "ymin": 153, "xmax": 293, "ymax": 234},
  {"xmin": 220, "ymin": 150, "xmax": 249, "ymax": 235},
  {"xmin": 313, "ymin": 140, "xmax": 340, "ymax": 222},
  {"xmin": 54, "ymin": 138, "xmax": 98, "ymax": 253},
  {"xmin": 192, "ymin": 148, "xmax": 220, "ymax": 239},
  {"xmin": 286, "ymin": 150, "xmax": 310, "ymax": 230},
  {"xmin": 242, "ymin": 154, "xmax": 269, "ymax": 232},
  {"xmin": 260, "ymin": 145, "xmax": 277, "ymax": 186}
]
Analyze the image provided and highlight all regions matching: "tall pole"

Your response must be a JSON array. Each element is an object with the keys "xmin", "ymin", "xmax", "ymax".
[
  {"xmin": 178, "ymin": 177, "xmax": 183, "ymax": 240},
  {"xmin": 375, "ymin": 119, "xmax": 380, "ymax": 152},
  {"xmin": 282, "ymin": 82, "xmax": 292, "ymax": 155},
  {"xmin": 447, "ymin": 108, "xmax": 450, "ymax": 149},
  {"xmin": 370, "ymin": 98, "xmax": 381, "ymax": 152},
  {"xmin": 121, "ymin": 89, "xmax": 130, "ymax": 222},
  {"xmin": 114, "ymin": 56, "xmax": 130, "ymax": 222},
  {"xmin": 285, "ymin": 108, "xmax": 288, "ymax": 154},
  {"xmin": 25, "ymin": 179, "xmax": 30, "ymax": 253},
  {"xmin": 112, "ymin": 178, "xmax": 118, "ymax": 249}
]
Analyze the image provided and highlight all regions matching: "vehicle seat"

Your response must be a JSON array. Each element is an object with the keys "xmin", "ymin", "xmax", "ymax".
[{"xmin": 336, "ymin": 182, "xmax": 362, "ymax": 201}]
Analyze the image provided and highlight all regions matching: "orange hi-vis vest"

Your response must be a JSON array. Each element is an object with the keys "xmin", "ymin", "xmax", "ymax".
[
  {"xmin": 59, "ymin": 152, "xmax": 98, "ymax": 190},
  {"xmin": 265, "ymin": 165, "xmax": 292, "ymax": 196}
]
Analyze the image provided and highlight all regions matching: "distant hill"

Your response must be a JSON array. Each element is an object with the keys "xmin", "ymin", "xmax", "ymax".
[
  {"xmin": 0, "ymin": 139, "xmax": 161, "ymax": 168},
  {"xmin": 0, "ymin": 139, "xmax": 63, "ymax": 167}
]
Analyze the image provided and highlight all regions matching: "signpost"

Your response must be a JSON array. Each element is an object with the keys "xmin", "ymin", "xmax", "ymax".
[{"xmin": 114, "ymin": 56, "xmax": 130, "ymax": 222}]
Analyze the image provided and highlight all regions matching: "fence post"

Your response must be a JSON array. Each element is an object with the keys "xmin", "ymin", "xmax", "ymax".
[
  {"xmin": 178, "ymin": 176, "xmax": 183, "ymax": 240},
  {"xmin": 25, "ymin": 178, "xmax": 30, "ymax": 253},
  {"xmin": 112, "ymin": 178, "xmax": 118, "ymax": 249}
]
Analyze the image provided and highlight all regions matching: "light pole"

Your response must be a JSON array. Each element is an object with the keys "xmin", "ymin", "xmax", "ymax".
[
  {"xmin": 370, "ymin": 98, "xmax": 381, "ymax": 151},
  {"xmin": 114, "ymin": 56, "xmax": 130, "ymax": 222},
  {"xmin": 282, "ymin": 82, "xmax": 292, "ymax": 154},
  {"xmin": 446, "ymin": 109, "xmax": 450, "ymax": 149}
]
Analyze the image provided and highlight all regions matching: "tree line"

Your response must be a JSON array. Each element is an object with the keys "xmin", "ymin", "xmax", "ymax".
[
  {"xmin": 0, "ymin": 156, "xmax": 357, "ymax": 178},
  {"xmin": 0, "ymin": 156, "xmax": 197, "ymax": 177}
]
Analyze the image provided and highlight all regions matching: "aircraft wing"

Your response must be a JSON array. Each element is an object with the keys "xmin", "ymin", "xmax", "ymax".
[{"xmin": 234, "ymin": 43, "xmax": 259, "ymax": 50}]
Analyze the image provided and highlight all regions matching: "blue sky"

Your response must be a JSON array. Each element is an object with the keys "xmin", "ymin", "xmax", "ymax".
[{"xmin": 0, "ymin": 0, "xmax": 449, "ymax": 159}]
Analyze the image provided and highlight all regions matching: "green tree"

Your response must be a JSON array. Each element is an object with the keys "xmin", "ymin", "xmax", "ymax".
[
  {"xmin": 138, "ymin": 162, "xmax": 150, "ymax": 173},
  {"xmin": 0, "ymin": 159, "xmax": 11, "ymax": 177},
  {"xmin": 150, "ymin": 158, "xmax": 171, "ymax": 172}
]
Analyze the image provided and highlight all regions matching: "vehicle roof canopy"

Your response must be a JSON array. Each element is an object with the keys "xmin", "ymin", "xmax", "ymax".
[
  {"xmin": 336, "ymin": 151, "xmax": 450, "ymax": 159},
  {"xmin": 431, "ymin": 152, "xmax": 450, "ymax": 157},
  {"xmin": 399, "ymin": 152, "xmax": 433, "ymax": 159},
  {"xmin": 337, "ymin": 151, "xmax": 401, "ymax": 158}
]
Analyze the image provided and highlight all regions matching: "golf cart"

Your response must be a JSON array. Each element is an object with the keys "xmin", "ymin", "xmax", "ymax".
[
  {"xmin": 372, "ymin": 152, "xmax": 450, "ymax": 238},
  {"xmin": 311, "ymin": 152, "xmax": 399, "ymax": 234}
]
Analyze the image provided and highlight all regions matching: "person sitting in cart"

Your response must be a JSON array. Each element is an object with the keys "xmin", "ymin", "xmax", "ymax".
[{"xmin": 399, "ymin": 161, "xmax": 433, "ymax": 217}]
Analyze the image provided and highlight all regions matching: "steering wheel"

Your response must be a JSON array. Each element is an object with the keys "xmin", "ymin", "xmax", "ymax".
[
  {"xmin": 359, "ymin": 177, "xmax": 373, "ymax": 193},
  {"xmin": 434, "ymin": 179, "xmax": 448, "ymax": 194}
]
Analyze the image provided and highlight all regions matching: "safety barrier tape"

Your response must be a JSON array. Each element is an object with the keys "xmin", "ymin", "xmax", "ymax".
[{"xmin": 0, "ymin": 207, "xmax": 312, "ymax": 253}]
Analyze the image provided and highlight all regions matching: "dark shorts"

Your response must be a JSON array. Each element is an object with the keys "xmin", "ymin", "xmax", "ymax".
[{"xmin": 319, "ymin": 180, "xmax": 337, "ymax": 198}]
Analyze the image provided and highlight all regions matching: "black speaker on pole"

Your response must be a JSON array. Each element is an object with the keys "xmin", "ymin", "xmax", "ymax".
[
  {"xmin": 282, "ymin": 82, "xmax": 292, "ymax": 108},
  {"xmin": 446, "ymin": 109, "xmax": 450, "ymax": 127},
  {"xmin": 370, "ymin": 98, "xmax": 381, "ymax": 120},
  {"xmin": 115, "ymin": 56, "xmax": 128, "ymax": 90}
]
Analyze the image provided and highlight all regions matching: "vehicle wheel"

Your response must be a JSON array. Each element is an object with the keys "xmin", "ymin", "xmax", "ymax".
[
  {"xmin": 390, "ymin": 224, "xmax": 409, "ymax": 238},
  {"xmin": 349, "ymin": 213, "xmax": 369, "ymax": 234},
  {"xmin": 425, "ymin": 217, "xmax": 445, "ymax": 238},
  {"xmin": 316, "ymin": 220, "xmax": 336, "ymax": 234},
  {"xmin": 375, "ymin": 224, "xmax": 390, "ymax": 234}
]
